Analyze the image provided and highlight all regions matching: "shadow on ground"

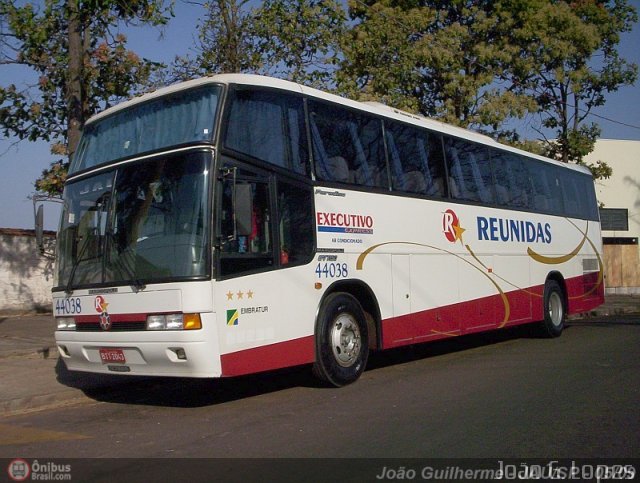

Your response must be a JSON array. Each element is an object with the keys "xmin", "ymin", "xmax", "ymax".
[{"xmin": 54, "ymin": 321, "xmax": 595, "ymax": 409}]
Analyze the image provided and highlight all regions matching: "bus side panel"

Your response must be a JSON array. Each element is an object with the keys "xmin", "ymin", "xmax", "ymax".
[
  {"xmin": 381, "ymin": 291, "xmax": 500, "ymax": 348},
  {"xmin": 215, "ymin": 264, "xmax": 320, "ymax": 377},
  {"xmin": 219, "ymin": 335, "xmax": 315, "ymax": 377},
  {"xmin": 566, "ymin": 271, "xmax": 606, "ymax": 314},
  {"xmin": 381, "ymin": 263, "xmax": 604, "ymax": 350}
]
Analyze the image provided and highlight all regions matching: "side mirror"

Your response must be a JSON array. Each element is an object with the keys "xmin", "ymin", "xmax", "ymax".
[
  {"xmin": 32, "ymin": 194, "xmax": 63, "ymax": 259},
  {"xmin": 35, "ymin": 204, "xmax": 44, "ymax": 254},
  {"xmin": 235, "ymin": 183, "xmax": 253, "ymax": 237}
]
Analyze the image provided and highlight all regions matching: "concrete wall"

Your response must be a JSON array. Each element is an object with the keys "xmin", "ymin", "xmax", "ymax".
[
  {"xmin": 588, "ymin": 139, "xmax": 640, "ymax": 294},
  {"xmin": 0, "ymin": 228, "xmax": 55, "ymax": 315}
]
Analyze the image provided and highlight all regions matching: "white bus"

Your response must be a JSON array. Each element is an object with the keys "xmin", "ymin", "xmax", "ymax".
[{"xmin": 49, "ymin": 74, "xmax": 604, "ymax": 386}]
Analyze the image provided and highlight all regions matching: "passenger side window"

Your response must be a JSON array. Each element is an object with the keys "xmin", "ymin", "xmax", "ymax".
[
  {"xmin": 385, "ymin": 121, "xmax": 446, "ymax": 197},
  {"xmin": 309, "ymin": 101, "xmax": 387, "ymax": 188},
  {"xmin": 491, "ymin": 151, "xmax": 531, "ymax": 209},
  {"xmin": 579, "ymin": 173, "xmax": 599, "ymax": 220},
  {"xmin": 561, "ymin": 175, "xmax": 581, "ymax": 217},
  {"xmin": 444, "ymin": 137, "xmax": 494, "ymax": 204},
  {"xmin": 224, "ymin": 89, "xmax": 309, "ymax": 176},
  {"xmin": 559, "ymin": 169, "xmax": 592, "ymax": 219},
  {"xmin": 530, "ymin": 162, "xmax": 564, "ymax": 215}
]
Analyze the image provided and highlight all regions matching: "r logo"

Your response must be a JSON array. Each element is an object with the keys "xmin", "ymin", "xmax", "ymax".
[
  {"xmin": 95, "ymin": 295, "xmax": 107, "ymax": 313},
  {"xmin": 443, "ymin": 209, "xmax": 465, "ymax": 243},
  {"xmin": 95, "ymin": 295, "xmax": 111, "ymax": 330}
]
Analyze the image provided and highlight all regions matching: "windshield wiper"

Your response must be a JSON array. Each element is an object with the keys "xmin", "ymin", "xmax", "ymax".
[
  {"xmin": 65, "ymin": 234, "xmax": 93, "ymax": 295},
  {"xmin": 104, "ymin": 229, "xmax": 146, "ymax": 292}
]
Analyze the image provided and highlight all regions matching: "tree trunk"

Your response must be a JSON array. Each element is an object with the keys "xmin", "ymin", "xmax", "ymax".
[{"xmin": 67, "ymin": 0, "xmax": 84, "ymax": 159}]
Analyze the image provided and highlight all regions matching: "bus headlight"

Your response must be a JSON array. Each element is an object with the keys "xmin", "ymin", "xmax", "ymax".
[
  {"xmin": 56, "ymin": 317, "xmax": 76, "ymax": 330},
  {"xmin": 166, "ymin": 314, "xmax": 184, "ymax": 330},
  {"xmin": 146, "ymin": 313, "xmax": 201, "ymax": 330},
  {"xmin": 146, "ymin": 315, "xmax": 166, "ymax": 330}
]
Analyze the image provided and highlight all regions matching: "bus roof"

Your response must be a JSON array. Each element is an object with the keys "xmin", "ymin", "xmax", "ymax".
[{"xmin": 86, "ymin": 73, "xmax": 592, "ymax": 176}]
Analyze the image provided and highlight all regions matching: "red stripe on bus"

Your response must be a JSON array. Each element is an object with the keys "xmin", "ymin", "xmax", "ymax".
[
  {"xmin": 381, "ymin": 273, "xmax": 604, "ymax": 349},
  {"xmin": 219, "ymin": 273, "xmax": 603, "ymax": 374},
  {"xmin": 221, "ymin": 335, "xmax": 315, "ymax": 377}
]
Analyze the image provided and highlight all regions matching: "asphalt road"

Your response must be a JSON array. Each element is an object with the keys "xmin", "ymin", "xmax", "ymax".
[{"xmin": 1, "ymin": 316, "xmax": 638, "ymax": 479}]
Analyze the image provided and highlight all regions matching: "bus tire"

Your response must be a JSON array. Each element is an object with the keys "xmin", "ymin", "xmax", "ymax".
[
  {"xmin": 539, "ymin": 280, "xmax": 565, "ymax": 338},
  {"xmin": 313, "ymin": 292, "xmax": 369, "ymax": 387}
]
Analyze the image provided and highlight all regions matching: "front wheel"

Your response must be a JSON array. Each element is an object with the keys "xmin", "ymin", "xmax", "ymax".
[
  {"xmin": 313, "ymin": 293, "xmax": 369, "ymax": 387},
  {"xmin": 539, "ymin": 280, "xmax": 565, "ymax": 338}
]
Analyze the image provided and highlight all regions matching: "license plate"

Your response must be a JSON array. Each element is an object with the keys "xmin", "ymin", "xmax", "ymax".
[{"xmin": 99, "ymin": 348, "xmax": 126, "ymax": 364}]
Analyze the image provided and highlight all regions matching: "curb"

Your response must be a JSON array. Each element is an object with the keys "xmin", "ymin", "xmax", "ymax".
[
  {"xmin": 0, "ymin": 370, "xmax": 156, "ymax": 418},
  {"xmin": 0, "ymin": 346, "xmax": 54, "ymax": 361},
  {"xmin": 570, "ymin": 306, "xmax": 640, "ymax": 320},
  {"xmin": 0, "ymin": 356, "xmax": 164, "ymax": 418},
  {"xmin": 1, "ymin": 390, "xmax": 92, "ymax": 418}
]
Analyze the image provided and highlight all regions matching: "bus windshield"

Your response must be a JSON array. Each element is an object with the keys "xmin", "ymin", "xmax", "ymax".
[
  {"xmin": 56, "ymin": 151, "xmax": 211, "ymax": 290},
  {"xmin": 70, "ymin": 85, "xmax": 220, "ymax": 174}
]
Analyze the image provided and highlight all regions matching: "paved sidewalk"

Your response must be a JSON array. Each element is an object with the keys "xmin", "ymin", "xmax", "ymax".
[
  {"xmin": 0, "ymin": 315, "xmax": 152, "ymax": 417},
  {"xmin": 1, "ymin": 295, "xmax": 639, "ymax": 417}
]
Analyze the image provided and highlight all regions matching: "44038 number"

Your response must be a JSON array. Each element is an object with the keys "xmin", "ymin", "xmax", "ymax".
[
  {"xmin": 55, "ymin": 297, "xmax": 82, "ymax": 315},
  {"xmin": 315, "ymin": 262, "xmax": 348, "ymax": 279}
]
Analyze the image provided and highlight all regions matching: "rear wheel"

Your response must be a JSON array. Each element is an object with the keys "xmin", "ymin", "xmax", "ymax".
[
  {"xmin": 313, "ymin": 293, "xmax": 369, "ymax": 387},
  {"xmin": 539, "ymin": 280, "xmax": 565, "ymax": 338}
]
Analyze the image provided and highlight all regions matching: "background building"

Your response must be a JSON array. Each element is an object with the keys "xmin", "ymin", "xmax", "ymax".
[{"xmin": 589, "ymin": 139, "xmax": 640, "ymax": 294}]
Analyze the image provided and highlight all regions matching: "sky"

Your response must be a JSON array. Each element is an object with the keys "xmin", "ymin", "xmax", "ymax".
[{"xmin": 1, "ymin": 0, "xmax": 639, "ymax": 231}]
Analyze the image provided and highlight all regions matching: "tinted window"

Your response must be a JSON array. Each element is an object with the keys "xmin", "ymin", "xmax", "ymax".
[
  {"xmin": 309, "ymin": 101, "xmax": 387, "ymax": 188},
  {"xmin": 277, "ymin": 180, "xmax": 314, "ymax": 266},
  {"xmin": 559, "ymin": 169, "xmax": 598, "ymax": 220},
  {"xmin": 444, "ymin": 137, "xmax": 494, "ymax": 204},
  {"xmin": 385, "ymin": 121, "xmax": 446, "ymax": 197},
  {"xmin": 491, "ymin": 150, "xmax": 532, "ymax": 209},
  {"xmin": 529, "ymin": 162, "xmax": 564, "ymax": 215},
  {"xmin": 219, "ymin": 165, "xmax": 273, "ymax": 276},
  {"xmin": 225, "ymin": 89, "xmax": 309, "ymax": 175},
  {"xmin": 58, "ymin": 152, "xmax": 211, "ymax": 289},
  {"xmin": 72, "ymin": 86, "xmax": 220, "ymax": 173},
  {"xmin": 107, "ymin": 154, "xmax": 210, "ymax": 280},
  {"xmin": 579, "ymin": 172, "xmax": 599, "ymax": 220},
  {"xmin": 560, "ymin": 169, "xmax": 582, "ymax": 218}
]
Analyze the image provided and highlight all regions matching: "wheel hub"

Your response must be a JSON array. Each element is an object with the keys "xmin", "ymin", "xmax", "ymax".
[
  {"xmin": 548, "ymin": 292, "xmax": 563, "ymax": 327},
  {"xmin": 330, "ymin": 314, "xmax": 361, "ymax": 367}
]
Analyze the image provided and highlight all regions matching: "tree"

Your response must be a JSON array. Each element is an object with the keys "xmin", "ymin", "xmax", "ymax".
[
  {"xmin": 175, "ymin": 0, "xmax": 260, "ymax": 79},
  {"xmin": 337, "ymin": 0, "xmax": 535, "ymax": 136},
  {"xmin": 177, "ymin": 0, "xmax": 346, "ymax": 88},
  {"xmin": 0, "ymin": 0, "xmax": 171, "ymax": 196},
  {"xmin": 252, "ymin": 0, "xmax": 346, "ymax": 87},
  {"xmin": 501, "ymin": 0, "xmax": 637, "ymax": 177}
]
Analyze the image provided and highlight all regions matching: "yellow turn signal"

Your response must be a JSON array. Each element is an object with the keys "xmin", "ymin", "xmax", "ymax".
[{"xmin": 183, "ymin": 313, "xmax": 202, "ymax": 330}]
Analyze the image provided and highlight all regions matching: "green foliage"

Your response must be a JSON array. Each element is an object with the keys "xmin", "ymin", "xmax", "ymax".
[
  {"xmin": 35, "ymin": 160, "xmax": 69, "ymax": 195},
  {"xmin": 184, "ymin": 0, "xmax": 261, "ymax": 77},
  {"xmin": 338, "ymin": 0, "xmax": 537, "ymax": 136},
  {"xmin": 501, "ymin": 0, "xmax": 637, "ymax": 176},
  {"xmin": 0, "ymin": 0, "xmax": 171, "ymax": 196},
  {"xmin": 336, "ymin": 1, "xmax": 432, "ymax": 111},
  {"xmin": 253, "ymin": 0, "xmax": 346, "ymax": 87},
  {"xmin": 176, "ymin": 0, "xmax": 346, "ymax": 88}
]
